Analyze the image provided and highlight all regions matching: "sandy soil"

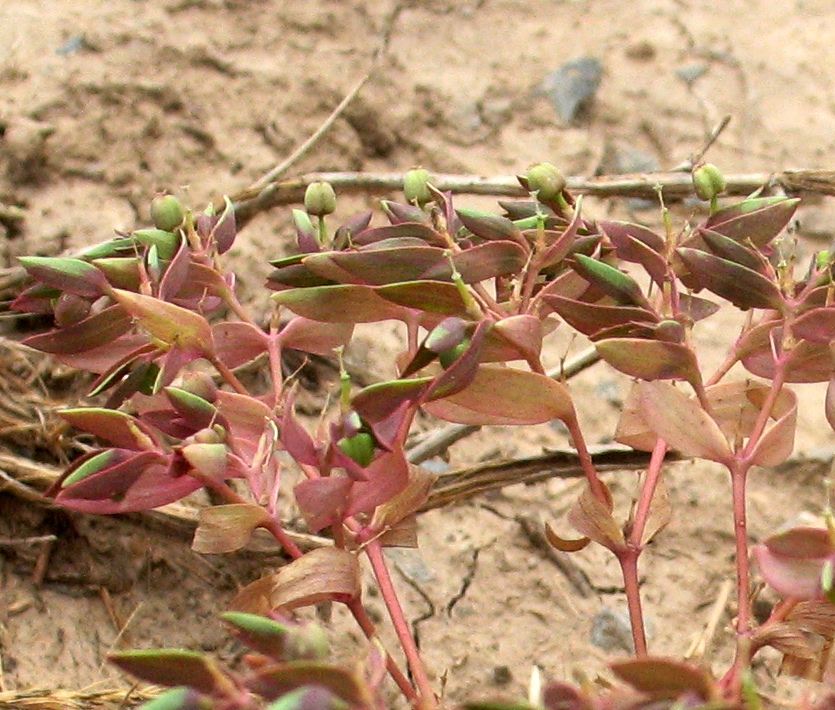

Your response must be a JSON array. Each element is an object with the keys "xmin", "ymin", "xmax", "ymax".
[{"xmin": 2, "ymin": 0, "xmax": 835, "ymax": 707}]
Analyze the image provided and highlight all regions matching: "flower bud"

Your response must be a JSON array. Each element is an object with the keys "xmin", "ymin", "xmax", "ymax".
[
  {"xmin": 403, "ymin": 168, "xmax": 433, "ymax": 206},
  {"xmin": 150, "ymin": 194, "xmax": 185, "ymax": 232},
  {"xmin": 304, "ymin": 181, "xmax": 337, "ymax": 217},
  {"xmin": 523, "ymin": 163, "xmax": 567, "ymax": 202},
  {"xmin": 692, "ymin": 163, "xmax": 726, "ymax": 202}
]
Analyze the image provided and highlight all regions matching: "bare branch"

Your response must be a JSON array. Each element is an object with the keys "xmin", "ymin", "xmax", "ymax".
[{"xmin": 230, "ymin": 168, "xmax": 835, "ymax": 227}]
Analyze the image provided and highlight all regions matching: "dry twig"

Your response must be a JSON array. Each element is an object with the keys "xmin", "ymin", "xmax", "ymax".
[{"xmin": 229, "ymin": 168, "xmax": 835, "ymax": 228}]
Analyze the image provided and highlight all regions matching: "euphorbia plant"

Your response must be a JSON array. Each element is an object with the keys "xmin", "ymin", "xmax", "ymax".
[{"xmin": 12, "ymin": 163, "xmax": 835, "ymax": 709}]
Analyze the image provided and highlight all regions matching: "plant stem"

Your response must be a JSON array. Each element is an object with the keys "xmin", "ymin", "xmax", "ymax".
[
  {"xmin": 208, "ymin": 353, "xmax": 251, "ymax": 396},
  {"xmin": 730, "ymin": 461, "xmax": 753, "ymax": 635},
  {"xmin": 628, "ymin": 438, "xmax": 667, "ymax": 547},
  {"xmin": 564, "ymin": 414, "xmax": 607, "ymax": 505},
  {"xmin": 618, "ymin": 549, "xmax": 648, "ymax": 656},
  {"xmin": 362, "ymin": 536, "xmax": 436, "ymax": 708},
  {"xmin": 347, "ymin": 598, "xmax": 419, "ymax": 704}
]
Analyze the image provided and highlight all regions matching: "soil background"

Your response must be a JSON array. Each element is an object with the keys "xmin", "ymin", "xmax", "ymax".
[{"xmin": 2, "ymin": 0, "xmax": 835, "ymax": 707}]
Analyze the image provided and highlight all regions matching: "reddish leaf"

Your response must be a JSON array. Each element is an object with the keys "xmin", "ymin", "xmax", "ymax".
[
  {"xmin": 490, "ymin": 315, "xmax": 544, "ymax": 363},
  {"xmin": 229, "ymin": 547, "xmax": 361, "ymax": 614},
  {"xmin": 352, "ymin": 222, "xmax": 447, "ymax": 248},
  {"xmin": 792, "ymin": 307, "xmax": 835, "ymax": 344},
  {"xmin": 566, "ymin": 481, "xmax": 624, "ymax": 550},
  {"xmin": 456, "ymin": 208, "xmax": 526, "ymax": 246},
  {"xmin": 595, "ymin": 338, "xmax": 700, "ymax": 386},
  {"xmin": 677, "ymin": 293, "xmax": 720, "ymax": 322},
  {"xmin": 677, "ymin": 248, "xmax": 784, "ymax": 311},
  {"xmin": 278, "ymin": 317, "xmax": 354, "ymax": 356},
  {"xmin": 192, "ymin": 504, "xmax": 271, "ymax": 553},
  {"xmin": 545, "ymin": 295, "xmax": 657, "ymax": 337},
  {"xmin": 424, "ymin": 319, "xmax": 490, "ymax": 401},
  {"xmin": 739, "ymin": 323, "xmax": 832, "ymax": 383},
  {"xmin": 703, "ymin": 195, "xmax": 799, "ymax": 247},
  {"xmin": 272, "ymin": 284, "xmax": 411, "ymax": 323},
  {"xmin": 22, "ymin": 305, "xmax": 133, "ymax": 355},
  {"xmin": 370, "ymin": 465, "xmax": 436, "ymax": 533},
  {"xmin": 58, "ymin": 408, "xmax": 158, "ymax": 450},
  {"xmin": 109, "ymin": 649, "xmax": 231, "ymax": 695},
  {"xmin": 699, "ymin": 229, "xmax": 768, "ymax": 273},
  {"xmin": 747, "ymin": 385, "xmax": 797, "ymax": 467},
  {"xmin": 304, "ymin": 245, "xmax": 444, "ymax": 285},
  {"xmin": 423, "ymin": 365, "xmax": 574, "ymax": 425},
  {"xmin": 421, "ymin": 241, "xmax": 528, "ymax": 283},
  {"xmin": 247, "ymin": 662, "xmax": 367, "ymax": 706},
  {"xmin": 636, "ymin": 381, "xmax": 732, "ymax": 464},
  {"xmin": 601, "ymin": 221, "xmax": 667, "ymax": 286},
  {"xmin": 55, "ymin": 452, "xmax": 202, "ymax": 513},
  {"xmin": 294, "ymin": 476, "xmax": 353, "ymax": 531},
  {"xmin": 753, "ymin": 527, "xmax": 833, "ymax": 599},
  {"xmin": 610, "ymin": 658, "xmax": 716, "ymax": 701},
  {"xmin": 344, "ymin": 448, "xmax": 411, "ymax": 519},
  {"xmin": 375, "ymin": 281, "xmax": 471, "ymax": 316},
  {"xmin": 352, "ymin": 377, "xmax": 432, "ymax": 424},
  {"xmin": 212, "ymin": 321, "xmax": 269, "ymax": 369}
]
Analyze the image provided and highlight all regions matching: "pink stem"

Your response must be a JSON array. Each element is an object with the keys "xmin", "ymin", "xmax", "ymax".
[
  {"xmin": 362, "ymin": 536, "xmax": 436, "ymax": 708},
  {"xmin": 564, "ymin": 414, "xmax": 607, "ymax": 504},
  {"xmin": 618, "ymin": 549, "xmax": 648, "ymax": 656}
]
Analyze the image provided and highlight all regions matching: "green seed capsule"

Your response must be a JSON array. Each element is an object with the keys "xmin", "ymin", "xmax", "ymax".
[
  {"xmin": 403, "ymin": 168, "xmax": 433, "ymax": 206},
  {"xmin": 150, "ymin": 194, "xmax": 185, "ymax": 232},
  {"xmin": 304, "ymin": 181, "xmax": 337, "ymax": 217},
  {"xmin": 338, "ymin": 432, "xmax": 375, "ymax": 467},
  {"xmin": 524, "ymin": 163, "xmax": 567, "ymax": 202},
  {"xmin": 692, "ymin": 163, "xmax": 726, "ymax": 202}
]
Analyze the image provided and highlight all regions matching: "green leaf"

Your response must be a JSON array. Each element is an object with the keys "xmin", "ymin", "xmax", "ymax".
[
  {"xmin": 110, "ymin": 289, "xmax": 213, "ymax": 355},
  {"xmin": 571, "ymin": 254, "xmax": 651, "ymax": 309},
  {"xmin": 135, "ymin": 687, "xmax": 199, "ymax": 710},
  {"xmin": 18, "ymin": 256, "xmax": 106, "ymax": 298}
]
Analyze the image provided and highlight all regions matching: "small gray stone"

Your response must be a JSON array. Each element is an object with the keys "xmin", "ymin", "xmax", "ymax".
[
  {"xmin": 590, "ymin": 606, "xmax": 634, "ymax": 652},
  {"xmin": 542, "ymin": 57, "xmax": 603, "ymax": 123},
  {"xmin": 676, "ymin": 62, "xmax": 710, "ymax": 86}
]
